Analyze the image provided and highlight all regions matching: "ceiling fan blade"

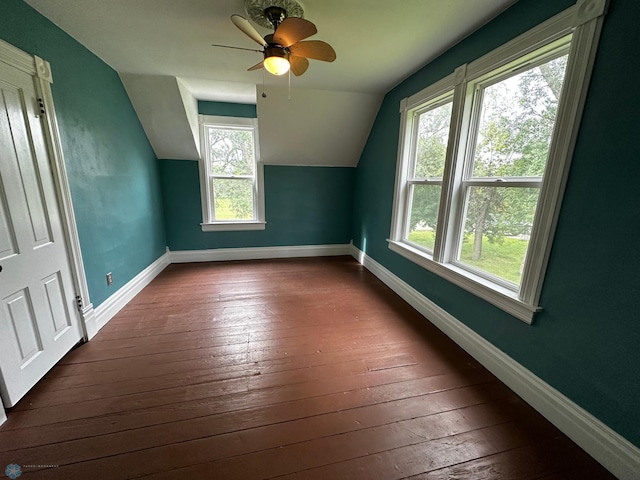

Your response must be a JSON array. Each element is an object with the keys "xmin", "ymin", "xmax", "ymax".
[
  {"xmin": 211, "ymin": 43, "xmax": 262, "ymax": 53},
  {"xmin": 289, "ymin": 40, "xmax": 336, "ymax": 62},
  {"xmin": 247, "ymin": 61, "xmax": 264, "ymax": 71},
  {"xmin": 289, "ymin": 56, "xmax": 309, "ymax": 76},
  {"xmin": 231, "ymin": 14, "xmax": 267, "ymax": 47},
  {"xmin": 273, "ymin": 17, "xmax": 317, "ymax": 48}
]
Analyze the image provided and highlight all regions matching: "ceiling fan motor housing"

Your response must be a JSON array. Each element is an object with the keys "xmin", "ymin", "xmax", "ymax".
[
  {"xmin": 263, "ymin": 33, "xmax": 289, "ymax": 56},
  {"xmin": 264, "ymin": 45, "xmax": 289, "ymax": 61}
]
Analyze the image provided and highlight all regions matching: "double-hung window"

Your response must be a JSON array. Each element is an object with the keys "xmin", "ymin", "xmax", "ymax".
[
  {"xmin": 389, "ymin": 0, "xmax": 606, "ymax": 323},
  {"xmin": 404, "ymin": 96, "xmax": 454, "ymax": 253},
  {"xmin": 198, "ymin": 115, "xmax": 265, "ymax": 231}
]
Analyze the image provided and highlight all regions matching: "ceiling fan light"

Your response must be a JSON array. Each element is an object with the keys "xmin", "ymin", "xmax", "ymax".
[{"xmin": 264, "ymin": 50, "xmax": 290, "ymax": 76}]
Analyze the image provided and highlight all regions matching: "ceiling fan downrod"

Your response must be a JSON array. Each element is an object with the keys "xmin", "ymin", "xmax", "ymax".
[{"xmin": 264, "ymin": 6, "xmax": 287, "ymax": 30}]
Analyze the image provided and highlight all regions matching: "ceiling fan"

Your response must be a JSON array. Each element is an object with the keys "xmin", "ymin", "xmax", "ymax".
[{"xmin": 213, "ymin": 0, "xmax": 336, "ymax": 77}]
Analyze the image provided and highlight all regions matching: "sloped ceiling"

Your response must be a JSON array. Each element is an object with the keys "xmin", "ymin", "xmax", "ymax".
[
  {"xmin": 23, "ymin": 0, "xmax": 516, "ymax": 165},
  {"xmin": 257, "ymin": 86, "xmax": 381, "ymax": 166},
  {"xmin": 120, "ymin": 74, "xmax": 201, "ymax": 160}
]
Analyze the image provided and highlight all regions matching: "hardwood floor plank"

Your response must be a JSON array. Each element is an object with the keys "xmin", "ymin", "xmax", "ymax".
[
  {"xmin": 31, "ymin": 339, "xmax": 440, "ymax": 393},
  {"xmin": 2, "ymin": 364, "xmax": 492, "ymax": 430},
  {"xmin": 0, "ymin": 371, "xmax": 495, "ymax": 451},
  {"xmin": 14, "ymin": 356, "xmax": 374, "ymax": 411},
  {"xmin": 408, "ymin": 436, "xmax": 616, "ymax": 480},
  {"xmin": 141, "ymin": 418, "xmax": 562, "ymax": 480},
  {"xmin": 2, "ymin": 384, "xmax": 516, "ymax": 477},
  {"xmin": 91, "ymin": 315, "xmax": 400, "ymax": 346}
]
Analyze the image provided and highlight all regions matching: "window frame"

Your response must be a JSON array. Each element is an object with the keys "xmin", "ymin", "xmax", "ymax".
[
  {"xmin": 388, "ymin": 0, "xmax": 607, "ymax": 323},
  {"xmin": 449, "ymin": 43, "xmax": 571, "ymax": 292},
  {"xmin": 198, "ymin": 114, "xmax": 265, "ymax": 232}
]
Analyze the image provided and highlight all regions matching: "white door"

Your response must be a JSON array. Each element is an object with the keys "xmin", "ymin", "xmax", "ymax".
[{"xmin": 0, "ymin": 59, "xmax": 83, "ymax": 407}]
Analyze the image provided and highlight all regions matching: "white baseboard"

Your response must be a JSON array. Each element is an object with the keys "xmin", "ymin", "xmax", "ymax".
[
  {"xmin": 0, "ymin": 399, "xmax": 6, "ymax": 426},
  {"xmin": 169, "ymin": 243, "xmax": 352, "ymax": 263},
  {"xmin": 93, "ymin": 251, "xmax": 170, "ymax": 334},
  {"xmin": 350, "ymin": 245, "xmax": 640, "ymax": 480}
]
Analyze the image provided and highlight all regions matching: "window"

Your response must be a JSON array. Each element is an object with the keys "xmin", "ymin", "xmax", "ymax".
[
  {"xmin": 389, "ymin": 0, "xmax": 607, "ymax": 323},
  {"xmin": 405, "ymin": 97, "xmax": 453, "ymax": 253},
  {"xmin": 198, "ymin": 115, "xmax": 265, "ymax": 231}
]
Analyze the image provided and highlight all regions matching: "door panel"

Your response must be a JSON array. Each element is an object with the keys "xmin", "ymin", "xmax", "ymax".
[
  {"xmin": 3, "ymin": 86, "xmax": 52, "ymax": 246},
  {"xmin": 0, "ymin": 179, "xmax": 18, "ymax": 259},
  {"xmin": 0, "ymin": 59, "xmax": 82, "ymax": 407},
  {"xmin": 42, "ymin": 272, "xmax": 72, "ymax": 336},
  {"xmin": 4, "ymin": 289, "xmax": 42, "ymax": 365}
]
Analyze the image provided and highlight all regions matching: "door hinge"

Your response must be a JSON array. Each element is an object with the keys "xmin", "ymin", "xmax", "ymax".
[
  {"xmin": 37, "ymin": 98, "xmax": 45, "ymax": 116},
  {"xmin": 75, "ymin": 295, "xmax": 83, "ymax": 311}
]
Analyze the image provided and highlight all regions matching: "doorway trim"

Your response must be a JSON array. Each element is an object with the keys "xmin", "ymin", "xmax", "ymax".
[{"xmin": 0, "ymin": 40, "xmax": 95, "ymax": 423}]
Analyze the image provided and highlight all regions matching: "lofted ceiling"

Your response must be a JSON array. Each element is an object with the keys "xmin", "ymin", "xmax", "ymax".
[{"xmin": 23, "ymin": 0, "xmax": 516, "ymax": 165}]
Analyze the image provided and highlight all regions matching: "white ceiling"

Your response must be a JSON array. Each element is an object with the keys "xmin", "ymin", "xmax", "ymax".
[{"xmin": 24, "ymin": 0, "xmax": 516, "ymax": 104}]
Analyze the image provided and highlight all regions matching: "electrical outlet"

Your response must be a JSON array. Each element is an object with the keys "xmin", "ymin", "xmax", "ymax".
[{"xmin": 106, "ymin": 272, "xmax": 113, "ymax": 286}]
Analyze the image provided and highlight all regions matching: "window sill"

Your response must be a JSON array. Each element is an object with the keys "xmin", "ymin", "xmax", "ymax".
[
  {"xmin": 387, "ymin": 240, "xmax": 539, "ymax": 324},
  {"xmin": 201, "ymin": 221, "xmax": 266, "ymax": 232}
]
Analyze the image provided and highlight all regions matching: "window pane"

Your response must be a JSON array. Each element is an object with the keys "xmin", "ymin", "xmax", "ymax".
[
  {"xmin": 407, "ymin": 184, "xmax": 441, "ymax": 251},
  {"xmin": 457, "ymin": 186, "xmax": 540, "ymax": 285},
  {"xmin": 472, "ymin": 54, "xmax": 568, "ymax": 178},
  {"xmin": 413, "ymin": 101, "xmax": 452, "ymax": 178},
  {"xmin": 208, "ymin": 128, "xmax": 255, "ymax": 176},
  {"xmin": 213, "ymin": 178, "xmax": 254, "ymax": 220}
]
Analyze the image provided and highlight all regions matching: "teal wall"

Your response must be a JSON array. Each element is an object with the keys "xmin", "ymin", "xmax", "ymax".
[
  {"xmin": 160, "ymin": 101, "xmax": 354, "ymax": 250},
  {"xmin": 353, "ymin": 0, "xmax": 640, "ymax": 447},
  {"xmin": 198, "ymin": 100, "xmax": 256, "ymax": 118},
  {"xmin": 1, "ymin": 0, "xmax": 167, "ymax": 307},
  {"xmin": 160, "ymin": 161, "xmax": 354, "ymax": 249}
]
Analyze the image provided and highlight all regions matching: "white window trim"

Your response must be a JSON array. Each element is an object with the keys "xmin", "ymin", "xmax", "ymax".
[
  {"xmin": 198, "ymin": 114, "xmax": 266, "ymax": 232},
  {"xmin": 389, "ymin": 0, "xmax": 607, "ymax": 324}
]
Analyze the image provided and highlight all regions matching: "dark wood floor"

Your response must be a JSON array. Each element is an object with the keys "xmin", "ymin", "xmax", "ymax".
[{"xmin": 0, "ymin": 257, "xmax": 615, "ymax": 479}]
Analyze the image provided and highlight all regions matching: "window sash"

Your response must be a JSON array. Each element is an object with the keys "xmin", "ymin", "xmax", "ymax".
[
  {"xmin": 463, "ymin": 46, "xmax": 571, "ymax": 184},
  {"xmin": 409, "ymin": 97, "xmax": 454, "ymax": 181},
  {"xmin": 451, "ymin": 183, "xmax": 541, "ymax": 291},
  {"xmin": 209, "ymin": 176, "xmax": 257, "ymax": 222},
  {"xmin": 206, "ymin": 125, "xmax": 256, "ymax": 177},
  {"xmin": 403, "ymin": 182, "xmax": 443, "ymax": 254},
  {"xmin": 205, "ymin": 129, "xmax": 258, "ymax": 221}
]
